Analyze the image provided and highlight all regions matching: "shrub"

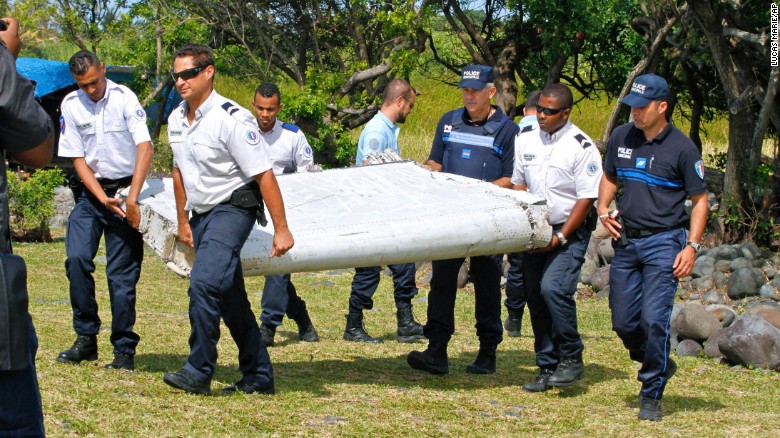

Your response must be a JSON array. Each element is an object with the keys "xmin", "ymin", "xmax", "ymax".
[{"xmin": 6, "ymin": 168, "xmax": 66, "ymax": 242}]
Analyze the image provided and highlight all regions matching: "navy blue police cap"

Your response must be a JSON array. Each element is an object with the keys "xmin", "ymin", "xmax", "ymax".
[
  {"xmin": 458, "ymin": 65, "xmax": 494, "ymax": 90},
  {"xmin": 620, "ymin": 73, "xmax": 670, "ymax": 108}
]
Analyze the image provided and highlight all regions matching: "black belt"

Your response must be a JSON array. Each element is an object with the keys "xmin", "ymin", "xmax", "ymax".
[
  {"xmin": 623, "ymin": 226, "xmax": 678, "ymax": 238},
  {"xmin": 97, "ymin": 176, "xmax": 133, "ymax": 190}
]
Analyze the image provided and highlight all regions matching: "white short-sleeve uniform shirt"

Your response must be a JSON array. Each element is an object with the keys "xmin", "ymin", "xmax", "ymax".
[
  {"xmin": 512, "ymin": 121, "xmax": 603, "ymax": 225},
  {"xmin": 58, "ymin": 79, "xmax": 151, "ymax": 179},
  {"xmin": 167, "ymin": 90, "xmax": 272, "ymax": 214},
  {"xmin": 260, "ymin": 119, "xmax": 313, "ymax": 175}
]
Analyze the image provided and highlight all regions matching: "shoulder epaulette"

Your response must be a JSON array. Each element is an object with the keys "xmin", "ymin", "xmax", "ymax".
[
  {"xmin": 282, "ymin": 122, "xmax": 300, "ymax": 133},
  {"xmin": 221, "ymin": 102, "xmax": 240, "ymax": 116},
  {"xmin": 520, "ymin": 124, "xmax": 536, "ymax": 134},
  {"xmin": 574, "ymin": 133, "xmax": 592, "ymax": 149}
]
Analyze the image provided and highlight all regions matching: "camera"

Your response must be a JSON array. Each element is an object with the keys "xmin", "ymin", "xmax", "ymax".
[
  {"xmin": 615, "ymin": 215, "xmax": 629, "ymax": 247},
  {"xmin": 0, "ymin": 20, "xmax": 7, "ymax": 31}
]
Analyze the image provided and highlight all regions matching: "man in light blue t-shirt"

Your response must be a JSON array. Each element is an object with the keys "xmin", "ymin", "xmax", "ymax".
[{"xmin": 344, "ymin": 79, "xmax": 424, "ymax": 344}]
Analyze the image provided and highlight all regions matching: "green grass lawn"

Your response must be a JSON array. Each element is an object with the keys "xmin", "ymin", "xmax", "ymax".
[{"xmin": 16, "ymin": 238, "xmax": 780, "ymax": 436}]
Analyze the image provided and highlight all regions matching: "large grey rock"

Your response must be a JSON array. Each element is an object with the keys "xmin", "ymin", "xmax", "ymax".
[
  {"xmin": 692, "ymin": 255, "xmax": 716, "ymax": 279},
  {"xmin": 714, "ymin": 259, "xmax": 733, "ymax": 273},
  {"xmin": 704, "ymin": 330, "xmax": 726, "ymax": 359},
  {"xmin": 739, "ymin": 242, "xmax": 760, "ymax": 259},
  {"xmin": 772, "ymin": 277, "xmax": 780, "ymax": 291},
  {"xmin": 708, "ymin": 245, "xmax": 740, "ymax": 261},
  {"xmin": 705, "ymin": 304, "xmax": 737, "ymax": 327},
  {"xmin": 580, "ymin": 257, "xmax": 599, "ymax": 285},
  {"xmin": 596, "ymin": 285, "xmax": 610, "ymax": 301},
  {"xmin": 718, "ymin": 313, "xmax": 780, "ymax": 369},
  {"xmin": 730, "ymin": 258, "xmax": 752, "ymax": 271},
  {"xmin": 765, "ymin": 267, "xmax": 776, "ymax": 280},
  {"xmin": 743, "ymin": 299, "xmax": 780, "ymax": 313},
  {"xmin": 677, "ymin": 339, "xmax": 703, "ymax": 357},
  {"xmin": 727, "ymin": 268, "xmax": 766, "ymax": 299},
  {"xmin": 676, "ymin": 303, "xmax": 722, "ymax": 342}
]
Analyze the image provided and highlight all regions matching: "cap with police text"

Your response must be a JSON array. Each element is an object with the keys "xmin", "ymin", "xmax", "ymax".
[
  {"xmin": 619, "ymin": 73, "xmax": 669, "ymax": 108},
  {"xmin": 458, "ymin": 65, "xmax": 493, "ymax": 90}
]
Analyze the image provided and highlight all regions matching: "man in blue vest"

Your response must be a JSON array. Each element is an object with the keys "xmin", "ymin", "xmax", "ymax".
[{"xmin": 407, "ymin": 65, "xmax": 519, "ymax": 375}]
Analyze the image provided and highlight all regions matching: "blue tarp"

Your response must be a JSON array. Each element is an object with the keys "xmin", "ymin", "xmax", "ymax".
[{"xmin": 15, "ymin": 57, "xmax": 74, "ymax": 99}]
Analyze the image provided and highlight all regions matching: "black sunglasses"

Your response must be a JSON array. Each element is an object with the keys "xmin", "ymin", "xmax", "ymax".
[
  {"xmin": 535, "ymin": 105, "xmax": 568, "ymax": 116},
  {"xmin": 171, "ymin": 65, "xmax": 208, "ymax": 81}
]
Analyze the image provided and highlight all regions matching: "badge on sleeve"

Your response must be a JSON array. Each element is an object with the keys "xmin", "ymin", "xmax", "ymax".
[
  {"xmin": 134, "ymin": 107, "xmax": 146, "ymax": 120},
  {"xmin": 587, "ymin": 161, "xmax": 599, "ymax": 176},
  {"xmin": 59, "ymin": 115, "xmax": 66, "ymax": 134},
  {"xmin": 246, "ymin": 130, "xmax": 260, "ymax": 145},
  {"xmin": 695, "ymin": 159, "xmax": 705, "ymax": 180},
  {"xmin": 304, "ymin": 146, "xmax": 313, "ymax": 158}
]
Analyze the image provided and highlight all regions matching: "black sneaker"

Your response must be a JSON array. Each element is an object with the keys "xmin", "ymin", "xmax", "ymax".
[
  {"xmin": 223, "ymin": 380, "xmax": 275, "ymax": 395},
  {"xmin": 163, "ymin": 368, "xmax": 211, "ymax": 395},
  {"xmin": 105, "ymin": 353, "xmax": 135, "ymax": 370},
  {"xmin": 522, "ymin": 368, "xmax": 555, "ymax": 392},
  {"xmin": 638, "ymin": 395, "xmax": 662, "ymax": 421}
]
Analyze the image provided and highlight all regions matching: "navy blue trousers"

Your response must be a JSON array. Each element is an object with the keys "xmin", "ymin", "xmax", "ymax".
[
  {"xmin": 349, "ymin": 263, "xmax": 418, "ymax": 311},
  {"xmin": 183, "ymin": 204, "xmax": 273, "ymax": 387},
  {"xmin": 504, "ymin": 252, "xmax": 526, "ymax": 314},
  {"xmin": 424, "ymin": 255, "xmax": 503, "ymax": 346},
  {"xmin": 65, "ymin": 189, "xmax": 143, "ymax": 355},
  {"xmin": 260, "ymin": 274, "xmax": 307, "ymax": 327},
  {"xmin": 610, "ymin": 228, "xmax": 684, "ymax": 400},
  {"xmin": 0, "ymin": 317, "xmax": 44, "ymax": 437},
  {"xmin": 524, "ymin": 226, "xmax": 589, "ymax": 369}
]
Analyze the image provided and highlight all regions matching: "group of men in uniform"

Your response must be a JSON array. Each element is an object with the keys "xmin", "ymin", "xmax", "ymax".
[{"xmin": 1, "ymin": 28, "xmax": 706, "ymax": 429}]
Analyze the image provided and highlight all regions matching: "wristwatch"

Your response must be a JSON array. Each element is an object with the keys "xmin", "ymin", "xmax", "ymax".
[
  {"xmin": 686, "ymin": 241, "xmax": 702, "ymax": 252},
  {"xmin": 555, "ymin": 231, "xmax": 568, "ymax": 246}
]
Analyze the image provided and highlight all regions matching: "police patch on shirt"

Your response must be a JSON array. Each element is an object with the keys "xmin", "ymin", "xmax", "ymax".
[
  {"xmin": 695, "ymin": 159, "xmax": 705, "ymax": 180},
  {"xmin": 134, "ymin": 106, "xmax": 146, "ymax": 120},
  {"xmin": 587, "ymin": 161, "xmax": 599, "ymax": 176},
  {"xmin": 461, "ymin": 149, "xmax": 472, "ymax": 159},
  {"xmin": 635, "ymin": 157, "xmax": 647, "ymax": 169},
  {"xmin": 59, "ymin": 115, "xmax": 66, "ymax": 134},
  {"xmin": 246, "ymin": 130, "xmax": 260, "ymax": 145},
  {"xmin": 304, "ymin": 146, "xmax": 313, "ymax": 158}
]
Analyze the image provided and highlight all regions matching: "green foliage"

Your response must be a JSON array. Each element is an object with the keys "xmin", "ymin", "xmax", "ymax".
[
  {"xmin": 707, "ymin": 151, "xmax": 728, "ymax": 171},
  {"xmin": 6, "ymin": 168, "xmax": 66, "ymax": 242},
  {"xmin": 716, "ymin": 164, "xmax": 778, "ymax": 245}
]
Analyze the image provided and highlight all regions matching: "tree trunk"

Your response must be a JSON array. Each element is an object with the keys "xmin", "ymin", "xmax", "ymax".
[{"xmin": 493, "ymin": 41, "xmax": 518, "ymax": 117}]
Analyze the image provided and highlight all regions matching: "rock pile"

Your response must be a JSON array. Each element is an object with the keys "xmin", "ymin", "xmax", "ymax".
[{"xmin": 579, "ymin": 220, "xmax": 780, "ymax": 371}]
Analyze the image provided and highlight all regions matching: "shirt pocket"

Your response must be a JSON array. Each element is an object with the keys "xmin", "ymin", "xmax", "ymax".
[
  {"xmin": 191, "ymin": 136, "xmax": 234, "ymax": 176},
  {"xmin": 546, "ymin": 154, "xmax": 574, "ymax": 192}
]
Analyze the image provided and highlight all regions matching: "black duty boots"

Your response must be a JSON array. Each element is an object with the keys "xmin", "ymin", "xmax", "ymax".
[
  {"xmin": 260, "ymin": 323, "xmax": 276, "ymax": 347},
  {"xmin": 343, "ymin": 311, "xmax": 383, "ymax": 343},
  {"xmin": 505, "ymin": 310, "xmax": 522, "ymax": 337},
  {"xmin": 396, "ymin": 302, "xmax": 424, "ymax": 343},
  {"xmin": 407, "ymin": 341, "xmax": 449, "ymax": 375},
  {"xmin": 105, "ymin": 353, "xmax": 135, "ymax": 370},
  {"xmin": 548, "ymin": 356, "xmax": 585, "ymax": 387},
  {"xmin": 56, "ymin": 335, "xmax": 98, "ymax": 364},
  {"xmin": 522, "ymin": 368, "xmax": 555, "ymax": 392},
  {"xmin": 292, "ymin": 309, "xmax": 320, "ymax": 342},
  {"xmin": 466, "ymin": 344, "xmax": 497, "ymax": 374}
]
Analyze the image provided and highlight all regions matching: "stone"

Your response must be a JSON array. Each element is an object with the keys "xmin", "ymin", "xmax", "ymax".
[
  {"xmin": 579, "ymin": 257, "xmax": 598, "ymax": 285},
  {"xmin": 703, "ymin": 330, "xmax": 725, "ymax": 359},
  {"xmin": 765, "ymin": 267, "xmax": 776, "ymax": 280},
  {"xmin": 772, "ymin": 278, "xmax": 780, "ymax": 291},
  {"xmin": 714, "ymin": 260, "xmax": 732, "ymax": 273},
  {"xmin": 729, "ymin": 258, "xmax": 752, "ymax": 271},
  {"xmin": 743, "ymin": 299, "xmax": 780, "ymax": 313},
  {"xmin": 691, "ymin": 277, "xmax": 715, "ymax": 292},
  {"xmin": 595, "ymin": 285, "xmax": 610, "ymax": 301},
  {"xmin": 457, "ymin": 260, "xmax": 469, "ymax": 289},
  {"xmin": 689, "ymin": 293, "xmax": 700, "ymax": 301},
  {"xmin": 717, "ymin": 313, "xmax": 780, "ymax": 369},
  {"xmin": 739, "ymin": 242, "xmax": 760, "ymax": 259},
  {"xmin": 691, "ymin": 255, "xmax": 716, "ymax": 279},
  {"xmin": 597, "ymin": 239, "xmax": 615, "ymax": 264},
  {"xmin": 726, "ymin": 268, "xmax": 765, "ymax": 299},
  {"xmin": 709, "ymin": 245, "xmax": 740, "ymax": 261},
  {"xmin": 676, "ymin": 303, "xmax": 722, "ymax": 342},
  {"xmin": 712, "ymin": 271, "xmax": 728, "ymax": 289},
  {"xmin": 702, "ymin": 291, "xmax": 726, "ymax": 305},
  {"xmin": 589, "ymin": 266, "xmax": 610, "ymax": 292},
  {"xmin": 705, "ymin": 304, "xmax": 736, "ymax": 327},
  {"xmin": 759, "ymin": 284, "xmax": 779, "ymax": 300},
  {"xmin": 752, "ymin": 308, "xmax": 780, "ymax": 330},
  {"xmin": 676, "ymin": 339, "xmax": 703, "ymax": 357}
]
